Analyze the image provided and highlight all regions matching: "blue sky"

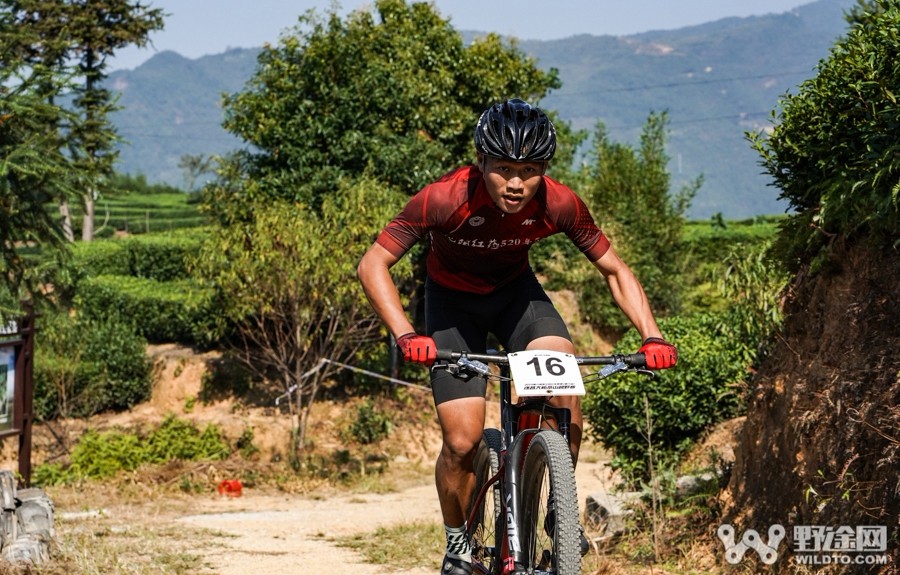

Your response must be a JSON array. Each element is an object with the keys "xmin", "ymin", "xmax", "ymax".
[{"xmin": 111, "ymin": 0, "xmax": 815, "ymax": 70}]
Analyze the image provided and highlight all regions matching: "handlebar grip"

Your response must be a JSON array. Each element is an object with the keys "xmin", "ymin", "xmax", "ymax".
[
  {"xmin": 624, "ymin": 353, "xmax": 647, "ymax": 367},
  {"xmin": 435, "ymin": 349, "xmax": 455, "ymax": 362}
]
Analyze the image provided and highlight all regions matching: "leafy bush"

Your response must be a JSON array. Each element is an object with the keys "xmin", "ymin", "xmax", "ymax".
[
  {"xmin": 122, "ymin": 233, "xmax": 204, "ymax": 281},
  {"xmin": 349, "ymin": 399, "xmax": 393, "ymax": 445},
  {"xmin": 749, "ymin": 2, "xmax": 900, "ymax": 272},
  {"xmin": 584, "ymin": 238, "xmax": 785, "ymax": 484},
  {"xmin": 70, "ymin": 240, "xmax": 131, "ymax": 277},
  {"xmin": 74, "ymin": 275, "xmax": 223, "ymax": 346},
  {"xmin": 33, "ymin": 415, "xmax": 230, "ymax": 485},
  {"xmin": 583, "ymin": 313, "xmax": 749, "ymax": 483},
  {"xmin": 533, "ymin": 113, "xmax": 698, "ymax": 334},
  {"xmin": 34, "ymin": 313, "xmax": 152, "ymax": 419},
  {"xmin": 70, "ymin": 231, "xmax": 206, "ymax": 283}
]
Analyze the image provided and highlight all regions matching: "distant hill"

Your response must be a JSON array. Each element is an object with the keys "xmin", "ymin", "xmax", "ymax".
[{"xmin": 108, "ymin": 0, "xmax": 855, "ymax": 218}]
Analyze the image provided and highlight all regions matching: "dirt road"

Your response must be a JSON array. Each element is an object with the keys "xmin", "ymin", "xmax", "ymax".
[{"xmin": 175, "ymin": 453, "xmax": 617, "ymax": 575}]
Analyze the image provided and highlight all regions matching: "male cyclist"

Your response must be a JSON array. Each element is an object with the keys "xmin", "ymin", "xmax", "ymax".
[{"xmin": 357, "ymin": 98, "xmax": 677, "ymax": 575}]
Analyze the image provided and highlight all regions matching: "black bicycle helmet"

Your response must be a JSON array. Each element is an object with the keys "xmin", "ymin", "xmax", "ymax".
[{"xmin": 474, "ymin": 98, "xmax": 556, "ymax": 162}]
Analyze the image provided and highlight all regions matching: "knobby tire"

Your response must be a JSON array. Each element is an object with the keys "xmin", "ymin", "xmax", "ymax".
[
  {"xmin": 520, "ymin": 430, "xmax": 581, "ymax": 575},
  {"xmin": 470, "ymin": 428, "xmax": 502, "ymax": 575}
]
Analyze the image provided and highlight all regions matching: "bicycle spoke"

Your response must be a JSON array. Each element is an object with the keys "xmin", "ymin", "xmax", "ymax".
[{"xmin": 469, "ymin": 429, "xmax": 501, "ymax": 574}]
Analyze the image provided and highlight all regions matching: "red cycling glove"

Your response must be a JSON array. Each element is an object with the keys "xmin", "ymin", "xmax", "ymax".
[
  {"xmin": 396, "ymin": 332, "xmax": 437, "ymax": 366},
  {"xmin": 639, "ymin": 337, "xmax": 678, "ymax": 369}
]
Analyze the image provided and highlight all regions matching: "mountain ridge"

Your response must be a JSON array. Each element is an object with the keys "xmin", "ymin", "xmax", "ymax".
[{"xmin": 108, "ymin": 0, "xmax": 855, "ymax": 218}]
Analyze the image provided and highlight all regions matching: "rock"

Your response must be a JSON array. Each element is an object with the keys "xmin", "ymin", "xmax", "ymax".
[
  {"xmin": 583, "ymin": 490, "xmax": 641, "ymax": 539},
  {"xmin": 16, "ymin": 488, "xmax": 54, "ymax": 541},
  {"xmin": 0, "ymin": 471, "xmax": 55, "ymax": 565},
  {"xmin": 674, "ymin": 472, "xmax": 718, "ymax": 500},
  {"xmin": 2, "ymin": 535, "xmax": 48, "ymax": 565}
]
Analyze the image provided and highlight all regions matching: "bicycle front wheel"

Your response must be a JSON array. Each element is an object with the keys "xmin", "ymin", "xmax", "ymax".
[
  {"xmin": 519, "ymin": 430, "xmax": 581, "ymax": 575},
  {"xmin": 469, "ymin": 428, "xmax": 501, "ymax": 574}
]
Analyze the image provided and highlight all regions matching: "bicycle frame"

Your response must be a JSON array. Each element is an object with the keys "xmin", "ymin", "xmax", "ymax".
[
  {"xmin": 439, "ymin": 350, "xmax": 647, "ymax": 575},
  {"xmin": 451, "ymin": 355, "xmax": 572, "ymax": 574},
  {"xmin": 500, "ymin": 368, "xmax": 573, "ymax": 573}
]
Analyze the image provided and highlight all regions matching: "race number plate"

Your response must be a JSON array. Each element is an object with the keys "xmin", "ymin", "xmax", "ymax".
[{"xmin": 508, "ymin": 350, "xmax": 585, "ymax": 397}]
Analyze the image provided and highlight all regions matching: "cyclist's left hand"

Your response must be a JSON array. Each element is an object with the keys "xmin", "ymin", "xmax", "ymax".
[{"xmin": 639, "ymin": 337, "xmax": 677, "ymax": 369}]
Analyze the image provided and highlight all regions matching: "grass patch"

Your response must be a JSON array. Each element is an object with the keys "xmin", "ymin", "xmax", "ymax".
[
  {"xmin": 335, "ymin": 520, "xmax": 444, "ymax": 571},
  {"xmin": 43, "ymin": 519, "xmax": 218, "ymax": 575}
]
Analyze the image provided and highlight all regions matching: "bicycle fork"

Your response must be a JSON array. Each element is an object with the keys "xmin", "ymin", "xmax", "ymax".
[{"xmin": 501, "ymin": 425, "xmax": 551, "ymax": 575}]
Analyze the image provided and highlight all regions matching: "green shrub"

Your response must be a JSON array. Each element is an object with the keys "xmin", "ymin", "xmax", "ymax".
[
  {"xmin": 122, "ymin": 234, "xmax": 203, "ymax": 281},
  {"xmin": 33, "ymin": 313, "xmax": 152, "ymax": 419},
  {"xmin": 349, "ymin": 399, "xmax": 392, "ymax": 445},
  {"xmin": 749, "ymin": 3, "xmax": 900, "ymax": 272},
  {"xmin": 32, "ymin": 415, "xmax": 231, "ymax": 485},
  {"xmin": 583, "ymin": 313, "xmax": 749, "ymax": 484},
  {"xmin": 74, "ymin": 275, "xmax": 223, "ymax": 346},
  {"xmin": 70, "ymin": 232, "xmax": 206, "ymax": 283},
  {"xmin": 71, "ymin": 240, "xmax": 131, "ymax": 276},
  {"xmin": 143, "ymin": 415, "xmax": 231, "ymax": 462}
]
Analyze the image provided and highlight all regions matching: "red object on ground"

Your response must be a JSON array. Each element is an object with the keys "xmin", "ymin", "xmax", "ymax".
[{"xmin": 217, "ymin": 479, "xmax": 243, "ymax": 497}]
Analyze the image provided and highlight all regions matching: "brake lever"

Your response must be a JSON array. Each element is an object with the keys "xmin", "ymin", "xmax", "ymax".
[
  {"xmin": 431, "ymin": 363, "xmax": 459, "ymax": 376},
  {"xmin": 458, "ymin": 357, "xmax": 491, "ymax": 377},
  {"xmin": 598, "ymin": 362, "xmax": 656, "ymax": 379},
  {"xmin": 598, "ymin": 361, "xmax": 629, "ymax": 378},
  {"xmin": 431, "ymin": 357, "xmax": 491, "ymax": 379}
]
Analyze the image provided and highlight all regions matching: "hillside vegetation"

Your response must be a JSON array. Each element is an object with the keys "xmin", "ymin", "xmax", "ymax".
[
  {"xmin": 724, "ymin": 2, "xmax": 900, "ymax": 572},
  {"xmin": 108, "ymin": 0, "xmax": 856, "ymax": 219},
  {"xmin": 3, "ymin": 1, "xmax": 898, "ymax": 573}
]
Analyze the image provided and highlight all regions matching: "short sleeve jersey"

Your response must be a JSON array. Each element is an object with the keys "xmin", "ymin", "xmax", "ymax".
[{"xmin": 376, "ymin": 165, "xmax": 610, "ymax": 294}]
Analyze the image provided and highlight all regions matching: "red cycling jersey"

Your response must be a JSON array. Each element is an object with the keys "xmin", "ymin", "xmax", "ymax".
[{"xmin": 376, "ymin": 165, "xmax": 611, "ymax": 294}]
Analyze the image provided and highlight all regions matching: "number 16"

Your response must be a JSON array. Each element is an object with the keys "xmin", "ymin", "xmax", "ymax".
[{"xmin": 525, "ymin": 356, "xmax": 566, "ymax": 377}]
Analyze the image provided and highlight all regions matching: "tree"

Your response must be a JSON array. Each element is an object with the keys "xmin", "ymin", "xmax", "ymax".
[
  {"xmin": 194, "ymin": 178, "xmax": 412, "ymax": 450},
  {"xmin": 208, "ymin": 0, "xmax": 563, "ymax": 224},
  {"xmin": 3, "ymin": 0, "xmax": 80, "ymax": 242},
  {"xmin": 551, "ymin": 112, "xmax": 699, "ymax": 333},
  {"xmin": 0, "ymin": 11, "xmax": 81, "ymax": 317},
  {"xmin": 4, "ymin": 0, "xmax": 165, "ymax": 241},
  {"xmin": 178, "ymin": 154, "xmax": 215, "ymax": 193},
  {"xmin": 196, "ymin": 0, "xmax": 573, "ymax": 452}
]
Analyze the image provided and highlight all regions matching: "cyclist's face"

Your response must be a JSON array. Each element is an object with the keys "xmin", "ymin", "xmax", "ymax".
[{"xmin": 479, "ymin": 155, "xmax": 547, "ymax": 214}]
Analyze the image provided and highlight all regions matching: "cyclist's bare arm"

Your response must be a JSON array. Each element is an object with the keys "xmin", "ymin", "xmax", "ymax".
[
  {"xmin": 357, "ymin": 242, "xmax": 416, "ymax": 340},
  {"xmin": 591, "ymin": 245, "xmax": 663, "ymax": 341}
]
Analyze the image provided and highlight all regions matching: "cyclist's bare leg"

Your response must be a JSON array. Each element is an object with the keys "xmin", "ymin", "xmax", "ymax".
[
  {"xmin": 526, "ymin": 335, "xmax": 583, "ymax": 465},
  {"xmin": 434, "ymin": 396, "xmax": 487, "ymax": 527}
]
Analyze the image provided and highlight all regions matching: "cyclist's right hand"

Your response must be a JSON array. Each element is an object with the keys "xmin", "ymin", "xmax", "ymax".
[{"xmin": 396, "ymin": 332, "xmax": 437, "ymax": 366}]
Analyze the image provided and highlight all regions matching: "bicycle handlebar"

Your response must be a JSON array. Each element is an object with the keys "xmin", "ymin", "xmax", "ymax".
[{"xmin": 435, "ymin": 349, "xmax": 647, "ymax": 368}]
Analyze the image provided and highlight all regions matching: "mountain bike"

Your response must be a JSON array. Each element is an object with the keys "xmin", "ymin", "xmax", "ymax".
[{"xmin": 432, "ymin": 348, "xmax": 650, "ymax": 575}]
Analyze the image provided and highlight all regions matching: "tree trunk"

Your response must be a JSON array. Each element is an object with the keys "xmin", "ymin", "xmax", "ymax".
[
  {"xmin": 81, "ymin": 191, "xmax": 95, "ymax": 241},
  {"xmin": 58, "ymin": 200, "xmax": 74, "ymax": 242}
]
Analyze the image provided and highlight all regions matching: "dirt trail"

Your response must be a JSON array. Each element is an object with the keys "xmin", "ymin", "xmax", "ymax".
[{"xmin": 175, "ymin": 452, "xmax": 617, "ymax": 575}]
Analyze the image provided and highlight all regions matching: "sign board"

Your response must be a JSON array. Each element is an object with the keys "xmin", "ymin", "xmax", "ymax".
[
  {"xmin": 508, "ymin": 350, "xmax": 585, "ymax": 397},
  {"xmin": 0, "ymin": 348, "xmax": 15, "ymax": 432}
]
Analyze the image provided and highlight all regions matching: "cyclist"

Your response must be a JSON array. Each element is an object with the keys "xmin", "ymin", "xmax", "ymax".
[{"xmin": 357, "ymin": 98, "xmax": 677, "ymax": 575}]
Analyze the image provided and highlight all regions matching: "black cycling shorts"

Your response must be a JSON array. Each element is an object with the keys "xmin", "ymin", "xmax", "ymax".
[{"xmin": 425, "ymin": 271, "xmax": 571, "ymax": 405}]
